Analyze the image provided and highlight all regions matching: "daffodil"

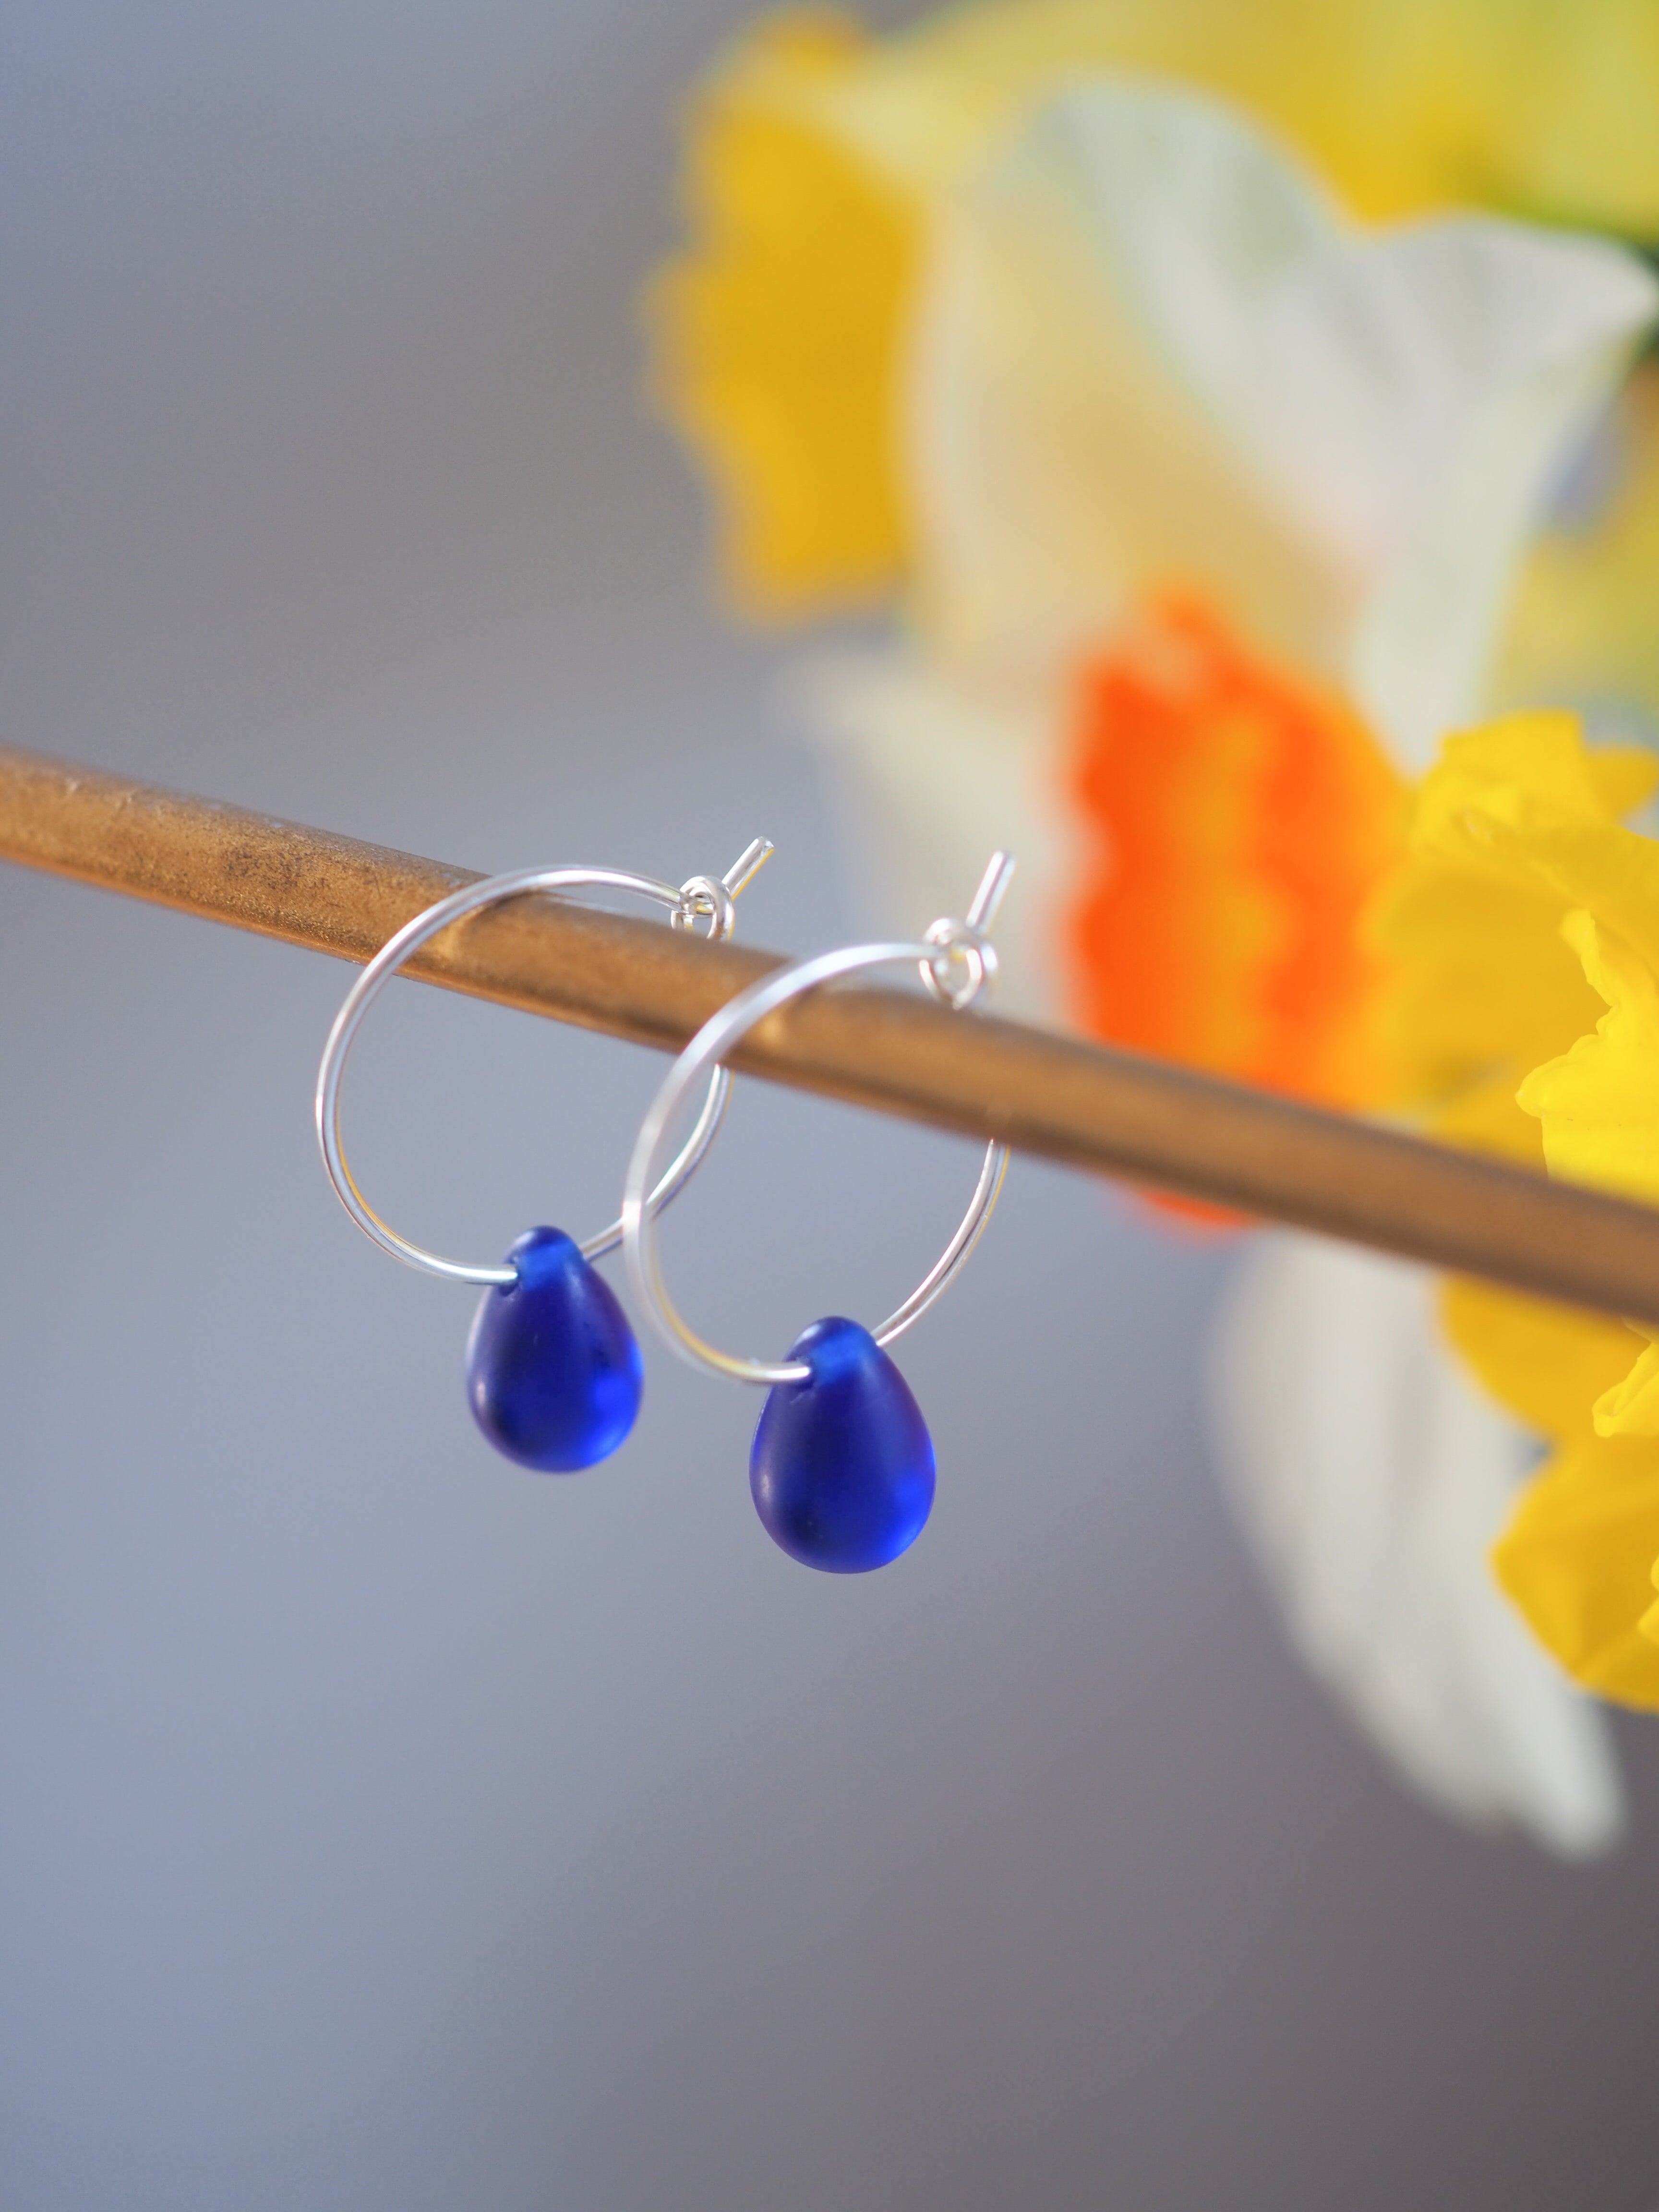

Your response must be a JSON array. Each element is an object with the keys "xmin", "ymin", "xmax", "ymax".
[
  {"xmin": 651, "ymin": 0, "xmax": 1659, "ymax": 1847},
  {"xmin": 801, "ymin": 94, "xmax": 1652, "ymax": 1850},
  {"xmin": 802, "ymin": 81, "xmax": 1653, "ymax": 1022}
]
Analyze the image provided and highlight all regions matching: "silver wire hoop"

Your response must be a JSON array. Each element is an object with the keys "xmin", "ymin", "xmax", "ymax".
[
  {"xmin": 622, "ymin": 854, "xmax": 1015, "ymax": 1388},
  {"xmin": 316, "ymin": 843, "xmax": 773, "ymax": 1287}
]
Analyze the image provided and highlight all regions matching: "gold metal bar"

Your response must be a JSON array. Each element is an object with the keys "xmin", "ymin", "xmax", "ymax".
[{"xmin": 3, "ymin": 739, "xmax": 1656, "ymax": 1324}]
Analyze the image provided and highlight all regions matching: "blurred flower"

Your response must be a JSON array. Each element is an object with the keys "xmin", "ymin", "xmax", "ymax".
[
  {"xmin": 809, "ymin": 90, "xmax": 1651, "ymax": 1847},
  {"xmin": 801, "ymin": 80, "xmax": 1654, "ymax": 1017},
  {"xmin": 652, "ymin": 1, "xmax": 1659, "ymax": 1848}
]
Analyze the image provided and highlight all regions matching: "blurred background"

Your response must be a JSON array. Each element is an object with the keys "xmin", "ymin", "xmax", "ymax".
[{"xmin": 1, "ymin": 5, "xmax": 1658, "ymax": 2207}]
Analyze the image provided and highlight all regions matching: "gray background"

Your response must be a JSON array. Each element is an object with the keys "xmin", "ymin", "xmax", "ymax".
[{"xmin": 0, "ymin": 5, "xmax": 1657, "ymax": 2207}]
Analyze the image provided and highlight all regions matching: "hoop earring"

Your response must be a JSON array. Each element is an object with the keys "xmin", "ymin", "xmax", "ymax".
[
  {"xmin": 622, "ymin": 852, "xmax": 1015, "ymax": 1573},
  {"xmin": 315, "ymin": 839, "xmax": 774, "ymax": 1472}
]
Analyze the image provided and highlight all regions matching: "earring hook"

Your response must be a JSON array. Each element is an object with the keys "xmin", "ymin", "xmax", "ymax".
[
  {"xmin": 921, "ymin": 849, "xmax": 1017, "ymax": 1011},
  {"xmin": 673, "ymin": 836, "xmax": 776, "ymax": 940}
]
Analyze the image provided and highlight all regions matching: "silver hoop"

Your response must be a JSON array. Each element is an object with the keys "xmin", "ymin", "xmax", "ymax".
[
  {"xmin": 623, "ymin": 853, "xmax": 1016, "ymax": 1387},
  {"xmin": 316, "ymin": 842, "xmax": 773, "ymax": 1286}
]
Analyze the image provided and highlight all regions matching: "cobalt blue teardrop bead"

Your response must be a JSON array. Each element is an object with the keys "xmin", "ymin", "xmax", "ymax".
[
  {"xmin": 466, "ymin": 1226, "xmax": 643, "ymax": 1472},
  {"xmin": 749, "ymin": 1316, "xmax": 936, "ymax": 1572}
]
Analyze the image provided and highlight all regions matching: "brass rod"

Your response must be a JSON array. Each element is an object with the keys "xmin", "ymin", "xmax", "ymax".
[{"xmin": 2, "ymin": 739, "xmax": 1656, "ymax": 1324}]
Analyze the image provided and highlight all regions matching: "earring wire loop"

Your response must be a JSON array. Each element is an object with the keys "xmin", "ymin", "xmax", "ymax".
[
  {"xmin": 316, "ymin": 846, "xmax": 772, "ymax": 1286},
  {"xmin": 623, "ymin": 855, "xmax": 1014, "ymax": 1388}
]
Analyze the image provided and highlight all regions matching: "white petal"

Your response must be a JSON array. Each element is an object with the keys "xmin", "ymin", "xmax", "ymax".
[
  {"xmin": 1205, "ymin": 1232, "xmax": 1625, "ymax": 1857},
  {"xmin": 906, "ymin": 79, "xmax": 1659, "ymax": 762},
  {"xmin": 1345, "ymin": 221, "xmax": 1658, "ymax": 767},
  {"xmin": 906, "ymin": 81, "xmax": 1348, "ymax": 683},
  {"xmin": 792, "ymin": 649, "xmax": 1075, "ymax": 1024}
]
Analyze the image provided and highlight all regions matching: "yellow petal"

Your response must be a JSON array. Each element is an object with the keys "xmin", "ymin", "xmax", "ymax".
[
  {"xmin": 1427, "ymin": 1068, "xmax": 1548, "ymax": 1166},
  {"xmin": 1455, "ymin": 820, "xmax": 1659, "ymax": 981},
  {"xmin": 649, "ymin": 16, "xmax": 915, "ymax": 614},
  {"xmin": 1442, "ymin": 1276, "xmax": 1641, "ymax": 1442},
  {"xmin": 1493, "ymin": 1433, "xmax": 1659, "ymax": 1707},
  {"xmin": 1407, "ymin": 711, "xmax": 1653, "ymax": 858},
  {"xmin": 1517, "ymin": 910, "xmax": 1659, "ymax": 1207},
  {"xmin": 1593, "ymin": 1332, "xmax": 1659, "ymax": 1438},
  {"xmin": 1369, "ymin": 711, "xmax": 1659, "ymax": 1107},
  {"xmin": 1370, "ymin": 870, "xmax": 1605, "ymax": 1108},
  {"xmin": 1585, "ymin": 735, "xmax": 1659, "ymax": 821}
]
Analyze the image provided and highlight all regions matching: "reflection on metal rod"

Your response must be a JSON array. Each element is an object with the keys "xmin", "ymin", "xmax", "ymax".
[{"xmin": 3, "ymin": 739, "xmax": 1659, "ymax": 1325}]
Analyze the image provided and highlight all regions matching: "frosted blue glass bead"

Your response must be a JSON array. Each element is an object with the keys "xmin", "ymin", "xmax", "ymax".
[
  {"xmin": 749, "ymin": 1316, "xmax": 936, "ymax": 1573},
  {"xmin": 466, "ymin": 1226, "xmax": 643, "ymax": 1472}
]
